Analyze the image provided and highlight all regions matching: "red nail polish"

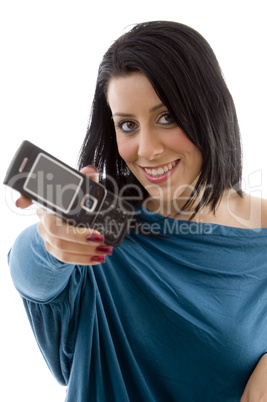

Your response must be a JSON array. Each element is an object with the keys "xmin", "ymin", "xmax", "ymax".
[
  {"xmin": 91, "ymin": 255, "xmax": 106, "ymax": 263},
  {"xmin": 86, "ymin": 233, "xmax": 105, "ymax": 243},
  {"xmin": 96, "ymin": 246, "xmax": 113, "ymax": 255}
]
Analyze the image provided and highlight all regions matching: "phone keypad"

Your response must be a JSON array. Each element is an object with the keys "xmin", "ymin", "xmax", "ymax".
[
  {"xmin": 92, "ymin": 192, "xmax": 134, "ymax": 246},
  {"xmin": 81, "ymin": 194, "xmax": 98, "ymax": 212}
]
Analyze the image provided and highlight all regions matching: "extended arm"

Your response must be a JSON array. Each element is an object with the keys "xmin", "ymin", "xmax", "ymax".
[{"xmin": 9, "ymin": 165, "xmax": 112, "ymax": 302}]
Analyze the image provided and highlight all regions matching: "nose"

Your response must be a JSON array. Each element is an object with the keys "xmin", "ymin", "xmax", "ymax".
[{"xmin": 137, "ymin": 127, "xmax": 164, "ymax": 161}]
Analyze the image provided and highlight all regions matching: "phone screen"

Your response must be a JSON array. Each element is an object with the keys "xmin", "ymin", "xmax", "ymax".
[{"xmin": 23, "ymin": 153, "xmax": 83, "ymax": 213}]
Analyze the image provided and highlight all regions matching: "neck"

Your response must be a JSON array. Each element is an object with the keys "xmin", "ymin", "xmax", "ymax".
[{"xmin": 144, "ymin": 196, "xmax": 197, "ymax": 220}]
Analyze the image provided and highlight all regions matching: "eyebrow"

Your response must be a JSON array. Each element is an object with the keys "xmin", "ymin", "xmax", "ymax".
[{"xmin": 112, "ymin": 102, "xmax": 164, "ymax": 118}]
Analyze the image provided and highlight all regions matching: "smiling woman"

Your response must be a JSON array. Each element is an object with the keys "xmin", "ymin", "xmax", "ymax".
[
  {"xmin": 79, "ymin": 21, "xmax": 243, "ymax": 220},
  {"xmin": 107, "ymin": 72, "xmax": 203, "ymax": 212},
  {"xmin": 8, "ymin": 20, "xmax": 267, "ymax": 402}
]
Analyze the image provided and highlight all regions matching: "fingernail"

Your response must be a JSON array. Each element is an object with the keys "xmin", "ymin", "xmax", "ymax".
[
  {"xmin": 96, "ymin": 246, "xmax": 113, "ymax": 255},
  {"xmin": 86, "ymin": 233, "xmax": 105, "ymax": 243},
  {"xmin": 91, "ymin": 255, "xmax": 106, "ymax": 263},
  {"xmin": 15, "ymin": 199, "xmax": 21, "ymax": 208}
]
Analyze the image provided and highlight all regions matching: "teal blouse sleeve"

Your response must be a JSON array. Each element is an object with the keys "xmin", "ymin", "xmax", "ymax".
[{"xmin": 8, "ymin": 224, "xmax": 75, "ymax": 302}]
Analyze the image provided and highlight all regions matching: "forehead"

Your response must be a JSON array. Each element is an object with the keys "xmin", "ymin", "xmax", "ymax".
[{"xmin": 107, "ymin": 72, "xmax": 160, "ymax": 109}]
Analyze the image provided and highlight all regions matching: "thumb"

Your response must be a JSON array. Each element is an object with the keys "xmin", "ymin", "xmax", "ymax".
[{"xmin": 80, "ymin": 165, "xmax": 99, "ymax": 183}]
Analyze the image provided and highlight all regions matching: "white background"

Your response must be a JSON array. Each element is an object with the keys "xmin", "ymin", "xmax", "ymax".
[{"xmin": 1, "ymin": 0, "xmax": 266, "ymax": 400}]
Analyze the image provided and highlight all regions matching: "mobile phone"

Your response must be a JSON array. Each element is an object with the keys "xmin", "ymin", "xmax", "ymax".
[{"xmin": 3, "ymin": 140, "xmax": 134, "ymax": 247}]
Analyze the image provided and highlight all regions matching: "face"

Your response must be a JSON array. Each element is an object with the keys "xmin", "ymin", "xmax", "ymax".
[{"xmin": 107, "ymin": 72, "xmax": 203, "ymax": 214}]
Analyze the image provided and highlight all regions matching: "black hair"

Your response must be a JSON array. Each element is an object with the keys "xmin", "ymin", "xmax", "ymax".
[{"xmin": 78, "ymin": 20, "xmax": 243, "ymax": 217}]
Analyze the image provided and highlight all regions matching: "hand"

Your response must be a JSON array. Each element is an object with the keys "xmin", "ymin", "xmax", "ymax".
[
  {"xmin": 241, "ymin": 353, "xmax": 267, "ymax": 401},
  {"xmin": 16, "ymin": 165, "xmax": 113, "ymax": 265}
]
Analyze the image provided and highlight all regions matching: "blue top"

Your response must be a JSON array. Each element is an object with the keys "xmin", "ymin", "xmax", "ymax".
[{"xmin": 8, "ymin": 206, "xmax": 267, "ymax": 401}]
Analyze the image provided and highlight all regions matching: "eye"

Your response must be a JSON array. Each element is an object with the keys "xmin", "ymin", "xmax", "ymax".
[
  {"xmin": 157, "ymin": 112, "xmax": 176, "ymax": 126},
  {"xmin": 116, "ymin": 120, "xmax": 138, "ymax": 134}
]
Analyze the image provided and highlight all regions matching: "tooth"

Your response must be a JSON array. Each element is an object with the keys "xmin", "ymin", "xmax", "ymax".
[{"xmin": 144, "ymin": 161, "xmax": 178, "ymax": 177}]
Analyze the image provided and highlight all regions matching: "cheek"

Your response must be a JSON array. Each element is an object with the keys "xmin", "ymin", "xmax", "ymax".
[
  {"xmin": 116, "ymin": 138, "xmax": 136, "ymax": 164},
  {"xmin": 170, "ymin": 130, "xmax": 193, "ymax": 150},
  {"xmin": 170, "ymin": 132, "xmax": 202, "ymax": 166}
]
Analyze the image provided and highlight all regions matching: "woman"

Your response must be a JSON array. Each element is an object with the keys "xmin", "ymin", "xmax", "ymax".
[{"xmin": 10, "ymin": 21, "xmax": 267, "ymax": 401}]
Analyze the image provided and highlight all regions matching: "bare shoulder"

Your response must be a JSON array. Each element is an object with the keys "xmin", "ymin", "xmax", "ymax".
[
  {"xmin": 260, "ymin": 197, "xmax": 267, "ymax": 228},
  {"xmin": 189, "ymin": 190, "xmax": 267, "ymax": 229},
  {"xmin": 235, "ymin": 193, "xmax": 267, "ymax": 229},
  {"xmin": 212, "ymin": 191, "xmax": 267, "ymax": 229}
]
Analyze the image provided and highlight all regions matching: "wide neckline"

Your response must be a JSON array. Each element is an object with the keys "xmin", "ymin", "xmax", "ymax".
[{"xmin": 134, "ymin": 205, "xmax": 267, "ymax": 238}]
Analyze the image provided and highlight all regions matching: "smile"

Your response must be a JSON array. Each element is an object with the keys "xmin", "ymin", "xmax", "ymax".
[
  {"xmin": 144, "ymin": 161, "xmax": 178, "ymax": 177},
  {"xmin": 140, "ymin": 160, "xmax": 180, "ymax": 184}
]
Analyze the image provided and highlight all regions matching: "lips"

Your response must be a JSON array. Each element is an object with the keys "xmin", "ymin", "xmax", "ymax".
[
  {"xmin": 140, "ymin": 160, "xmax": 180, "ymax": 184},
  {"xmin": 144, "ymin": 161, "xmax": 177, "ymax": 177}
]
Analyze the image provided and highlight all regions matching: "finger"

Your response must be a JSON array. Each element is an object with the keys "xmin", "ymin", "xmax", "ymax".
[
  {"xmin": 43, "ymin": 240, "xmax": 107, "ymax": 265},
  {"xmin": 36, "ymin": 207, "xmax": 106, "ymax": 245},
  {"xmin": 37, "ymin": 221, "xmax": 113, "ymax": 256},
  {"xmin": 38, "ymin": 220, "xmax": 112, "ymax": 265},
  {"xmin": 80, "ymin": 165, "xmax": 99, "ymax": 183},
  {"xmin": 16, "ymin": 195, "xmax": 33, "ymax": 209}
]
